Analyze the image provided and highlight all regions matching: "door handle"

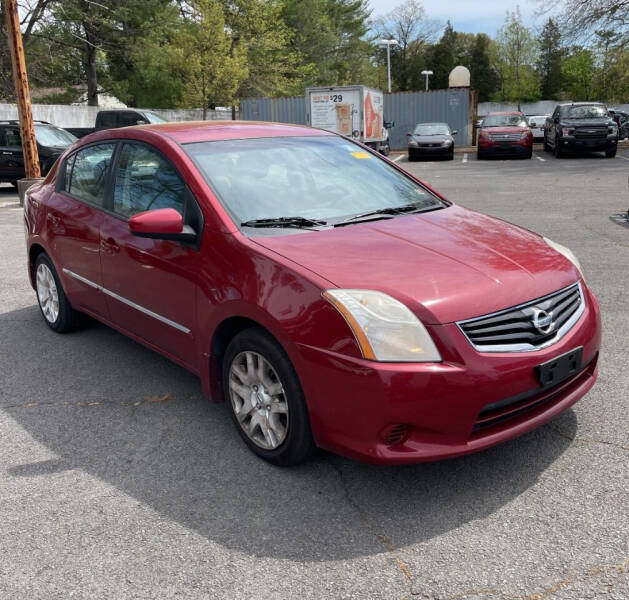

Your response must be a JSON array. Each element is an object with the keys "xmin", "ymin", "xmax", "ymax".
[{"xmin": 101, "ymin": 237, "xmax": 120, "ymax": 254}]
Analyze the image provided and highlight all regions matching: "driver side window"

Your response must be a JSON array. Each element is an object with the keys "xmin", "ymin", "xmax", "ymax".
[{"xmin": 113, "ymin": 143, "xmax": 185, "ymax": 218}]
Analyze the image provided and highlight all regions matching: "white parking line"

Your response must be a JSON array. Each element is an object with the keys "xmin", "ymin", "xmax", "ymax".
[
  {"xmin": 616, "ymin": 154, "xmax": 629, "ymax": 160},
  {"xmin": 392, "ymin": 154, "xmax": 404, "ymax": 163},
  {"xmin": 462, "ymin": 153, "xmax": 468, "ymax": 163},
  {"xmin": 535, "ymin": 155, "xmax": 545, "ymax": 162}
]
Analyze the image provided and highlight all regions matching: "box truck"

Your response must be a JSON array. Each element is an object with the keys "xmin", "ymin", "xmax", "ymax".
[{"xmin": 305, "ymin": 86, "xmax": 391, "ymax": 155}]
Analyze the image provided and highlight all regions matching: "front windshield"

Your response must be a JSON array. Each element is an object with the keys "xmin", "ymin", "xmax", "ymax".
[
  {"xmin": 34, "ymin": 125, "xmax": 77, "ymax": 147},
  {"xmin": 185, "ymin": 135, "xmax": 445, "ymax": 226},
  {"xmin": 482, "ymin": 115, "xmax": 528, "ymax": 127},
  {"xmin": 143, "ymin": 111, "xmax": 167, "ymax": 123},
  {"xmin": 561, "ymin": 105, "xmax": 607, "ymax": 119},
  {"xmin": 413, "ymin": 124, "xmax": 450, "ymax": 136}
]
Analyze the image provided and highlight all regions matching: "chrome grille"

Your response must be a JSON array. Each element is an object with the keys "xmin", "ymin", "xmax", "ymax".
[
  {"xmin": 488, "ymin": 133, "xmax": 522, "ymax": 141},
  {"xmin": 575, "ymin": 127, "xmax": 606, "ymax": 138},
  {"xmin": 457, "ymin": 282, "xmax": 585, "ymax": 352}
]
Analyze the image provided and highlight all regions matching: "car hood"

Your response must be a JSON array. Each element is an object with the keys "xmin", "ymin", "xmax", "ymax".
[
  {"xmin": 253, "ymin": 205, "xmax": 579, "ymax": 324},
  {"xmin": 412, "ymin": 134, "xmax": 451, "ymax": 143}
]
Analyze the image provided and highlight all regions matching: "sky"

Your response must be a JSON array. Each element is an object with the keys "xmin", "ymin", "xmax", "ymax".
[{"xmin": 368, "ymin": 0, "xmax": 545, "ymax": 37}]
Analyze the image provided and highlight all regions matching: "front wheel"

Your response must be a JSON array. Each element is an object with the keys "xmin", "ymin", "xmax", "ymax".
[
  {"xmin": 543, "ymin": 136, "xmax": 550, "ymax": 152},
  {"xmin": 223, "ymin": 327, "xmax": 316, "ymax": 466},
  {"xmin": 477, "ymin": 150, "xmax": 485, "ymax": 160},
  {"xmin": 34, "ymin": 254, "xmax": 84, "ymax": 333},
  {"xmin": 606, "ymin": 149, "xmax": 617, "ymax": 158},
  {"xmin": 554, "ymin": 142, "xmax": 563, "ymax": 158},
  {"xmin": 524, "ymin": 148, "xmax": 533, "ymax": 159}
]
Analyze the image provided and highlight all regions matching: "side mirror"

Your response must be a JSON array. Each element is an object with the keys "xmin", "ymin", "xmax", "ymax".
[
  {"xmin": 384, "ymin": 121, "xmax": 394, "ymax": 129},
  {"xmin": 406, "ymin": 132, "xmax": 412, "ymax": 137},
  {"xmin": 451, "ymin": 130, "xmax": 458, "ymax": 136},
  {"xmin": 129, "ymin": 208, "xmax": 196, "ymax": 243},
  {"xmin": 136, "ymin": 119, "xmax": 148, "ymax": 125}
]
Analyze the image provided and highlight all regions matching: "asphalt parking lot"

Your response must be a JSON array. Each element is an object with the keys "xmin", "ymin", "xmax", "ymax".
[{"xmin": 1, "ymin": 148, "xmax": 628, "ymax": 600}]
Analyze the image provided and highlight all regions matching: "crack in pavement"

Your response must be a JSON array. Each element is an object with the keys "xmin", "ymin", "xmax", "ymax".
[
  {"xmin": 0, "ymin": 394, "xmax": 179, "ymax": 411},
  {"xmin": 446, "ymin": 557, "xmax": 629, "ymax": 600},
  {"xmin": 326, "ymin": 457, "xmax": 419, "ymax": 596},
  {"xmin": 549, "ymin": 424, "xmax": 629, "ymax": 452}
]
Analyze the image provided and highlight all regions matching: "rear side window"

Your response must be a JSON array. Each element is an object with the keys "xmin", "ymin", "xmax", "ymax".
[
  {"xmin": 64, "ymin": 143, "xmax": 115, "ymax": 207},
  {"xmin": 112, "ymin": 143, "xmax": 186, "ymax": 218},
  {"xmin": 2, "ymin": 128, "xmax": 21, "ymax": 147}
]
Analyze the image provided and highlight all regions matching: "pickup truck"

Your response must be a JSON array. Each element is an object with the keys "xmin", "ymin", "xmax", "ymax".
[
  {"xmin": 543, "ymin": 102, "xmax": 618, "ymax": 158},
  {"xmin": 66, "ymin": 109, "xmax": 167, "ymax": 139}
]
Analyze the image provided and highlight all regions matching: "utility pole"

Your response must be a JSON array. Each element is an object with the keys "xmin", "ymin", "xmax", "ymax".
[
  {"xmin": 4, "ymin": 0, "xmax": 40, "ymax": 180},
  {"xmin": 378, "ymin": 39, "xmax": 398, "ymax": 94}
]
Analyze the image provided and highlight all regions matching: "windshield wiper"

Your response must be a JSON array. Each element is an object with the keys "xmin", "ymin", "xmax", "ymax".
[
  {"xmin": 240, "ymin": 216, "xmax": 327, "ymax": 229},
  {"xmin": 335, "ymin": 204, "xmax": 441, "ymax": 227}
]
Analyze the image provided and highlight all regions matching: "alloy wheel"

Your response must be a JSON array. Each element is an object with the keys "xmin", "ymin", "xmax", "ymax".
[
  {"xmin": 36, "ymin": 263, "xmax": 59, "ymax": 323},
  {"xmin": 228, "ymin": 351, "xmax": 289, "ymax": 450}
]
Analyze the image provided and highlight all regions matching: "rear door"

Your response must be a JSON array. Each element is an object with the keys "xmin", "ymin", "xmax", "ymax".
[
  {"xmin": 99, "ymin": 141, "xmax": 202, "ymax": 368},
  {"xmin": 48, "ymin": 142, "xmax": 116, "ymax": 317},
  {"xmin": 0, "ymin": 126, "xmax": 25, "ymax": 180}
]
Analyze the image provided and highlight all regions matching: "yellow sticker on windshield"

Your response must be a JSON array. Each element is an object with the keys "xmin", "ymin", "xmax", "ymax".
[{"xmin": 350, "ymin": 151, "xmax": 371, "ymax": 159}]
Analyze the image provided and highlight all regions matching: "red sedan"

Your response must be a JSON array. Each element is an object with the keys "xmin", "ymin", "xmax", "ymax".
[
  {"xmin": 24, "ymin": 121, "xmax": 600, "ymax": 465},
  {"xmin": 477, "ymin": 111, "xmax": 533, "ymax": 159}
]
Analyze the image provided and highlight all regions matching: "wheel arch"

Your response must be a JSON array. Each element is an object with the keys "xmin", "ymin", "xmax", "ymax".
[
  {"xmin": 27, "ymin": 242, "xmax": 48, "ymax": 289},
  {"xmin": 208, "ymin": 315, "xmax": 285, "ymax": 403}
]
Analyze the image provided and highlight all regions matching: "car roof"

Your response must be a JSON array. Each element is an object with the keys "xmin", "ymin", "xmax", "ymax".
[
  {"xmin": 414, "ymin": 122, "xmax": 449, "ymax": 126},
  {"xmin": 123, "ymin": 120, "xmax": 334, "ymax": 144},
  {"xmin": 557, "ymin": 102, "xmax": 605, "ymax": 107},
  {"xmin": 485, "ymin": 111, "xmax": 524, "ymax": 116}
]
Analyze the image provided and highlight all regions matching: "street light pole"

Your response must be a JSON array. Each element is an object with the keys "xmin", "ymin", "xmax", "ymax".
[
  {"xmin": 4, "ymin": 0, "xmax": 40, "ymax": 180},
  {"xmin": 421, "ymin": 70, "xmax": 434, "ymax": 92},
  {"xmin": 378, "ymin": 39, "xmax": 398, "ymax": 93}
]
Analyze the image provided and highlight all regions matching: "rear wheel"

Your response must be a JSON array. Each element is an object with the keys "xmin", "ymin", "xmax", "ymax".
[
  {"xmin": 34, "ymin": 254, "xmax": 83, "ymax": 333},
  {"xmin": 606, "ymin": 149, "xmax": 617, "ymax": 158},
  {"xmin": 223, "ymin": 327, "xmax": 316, "ymax": 466}
]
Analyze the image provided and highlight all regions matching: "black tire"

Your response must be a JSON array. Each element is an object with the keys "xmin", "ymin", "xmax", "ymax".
[
  {"xmin": 477, "ymin": 150, "xmax": 485, "ymax": 160},
  {"xmin": 222, "ymin": 327, "xmax": 317, "ymax": 466},
  {"xmin": 554, "ymin": 142, "xmax": 563, "ymax": 158},
  {"xmin": 34, "ymin": 254, "xmax": 84, "ymax": 333},
  {"xmin": 543, "ymin": 136, "xmax": 550, "ymax": 152},
  {"xmin": 447, "ymin": 150, "xmax": 454, "ymax": 160},
  {"xmin": 524, "ymin": 148, "xmax": 533, "ymax": 159},
  {"xmin": 605, "ymin": 149, "xmax": 617, "ymax": 158},
  {"xmin": 407, "ymin": 151, "xmax": 415, "ymax": 162},
  {"xmin": 381, "ymin": 143, "xmax": 390, "ymax": 157}
]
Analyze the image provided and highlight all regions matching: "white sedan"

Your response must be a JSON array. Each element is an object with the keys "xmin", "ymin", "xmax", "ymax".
[{"xmin": 526, "ymin": 115, "xmax": 549, "ymax": 141}]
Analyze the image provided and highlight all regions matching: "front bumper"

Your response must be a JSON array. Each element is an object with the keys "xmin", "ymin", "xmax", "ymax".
[
  {"xmin": 409, "ymin": 145, "xmax": 453, "ymax": 157},
  {"xmin": 298, "ymin": 285, "xmax": 601, "ymax": 465},
  {"xmin": 479, "ymin": 141, "xmax": 531, "ymax": 156},
  {"xmin": 558, "ymin": 137, "xmax": 617, "ymax": 152}
]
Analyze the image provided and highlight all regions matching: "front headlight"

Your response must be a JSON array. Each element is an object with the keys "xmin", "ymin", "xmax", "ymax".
[
  {"xmin": 543, "ymin": 237, "xmax": 583, "ymax": 277},
  {"xmin": 323, "ymin": 289, "xmax": 442, "ymax": 362},
  {"xmin": 408, "ymin": 140, "xmax": 418, "ymax": 147},
  {"xmin": 608, "ymin": 124, "xmax": 618, "ymax": 135},
  {"xmin": 443, "ymin": 139, "xmax": 453, "ymax": 146}
]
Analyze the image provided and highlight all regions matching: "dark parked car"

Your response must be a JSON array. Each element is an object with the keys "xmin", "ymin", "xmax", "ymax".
[
  {"xmin": 477, "ymin": 112, "xmax": 533, "ymax": 159},
  {"xmin": 610, "ymin": 109, "xmax": 629, "ymax": 140},
  {"xmin": 544, "ymin": 102, "xmax": 618, "ymax": 158},
  {"xmin": 24, "ymin": 121, "xmax": 601, "ymax": 466},
  {"xmin": 66, "ymin": 109, "xmax": 168, "ymax": 139},
  {"xmin": 407, "ymin": 122, "xmax": 457, "ymax": 160},
  {"xmin": 0, "ymin": 120, "xmax": 77, "ymax": 187}
]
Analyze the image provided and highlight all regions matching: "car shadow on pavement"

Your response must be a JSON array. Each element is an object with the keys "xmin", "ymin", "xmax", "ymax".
[{"xmin": 1, "ymin": 305, "xmax": 577, "ymax": 562}]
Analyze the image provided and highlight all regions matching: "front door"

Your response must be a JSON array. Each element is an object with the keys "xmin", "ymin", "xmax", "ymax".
[{"xmin": 99, "ymin": 141, "xmax": 201, "ymax": 368}]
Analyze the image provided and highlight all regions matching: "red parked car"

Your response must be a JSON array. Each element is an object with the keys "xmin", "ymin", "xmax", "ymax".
[
  {"xmin": 24, "ymin": 121, "xmax": 600, "ymax": 466},
  {"xmin": 477, "ymin": 111, "xmax": 533, "ymax": 159}
]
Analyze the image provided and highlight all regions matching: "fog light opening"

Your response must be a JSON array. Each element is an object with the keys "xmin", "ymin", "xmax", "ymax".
[{"xmin": 382, "ymin": 424, "xmax": 410, "ymax": 446}]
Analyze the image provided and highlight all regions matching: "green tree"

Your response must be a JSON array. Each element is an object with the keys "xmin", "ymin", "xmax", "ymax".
[
  {"xmin": 178, "ymin": 0, "xmax": 248, "ymax": 114},
  {"xmin": 429, "ymin": 21, "xmax": 457, "ymax": 89},
  {"xmin": 470, "ymin": 34, "xmax": 500, "ymax": 101},
  {"xmin": 495, "ymin": 9, "xmax": 540, "ymax": 107},
  {"xmin": 537, "ymin": 18, "xmax": 562, "ymax": 99},
  {"xmin": 562, "ymin": 47, "xmax": 596, "ymax": 99}
]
